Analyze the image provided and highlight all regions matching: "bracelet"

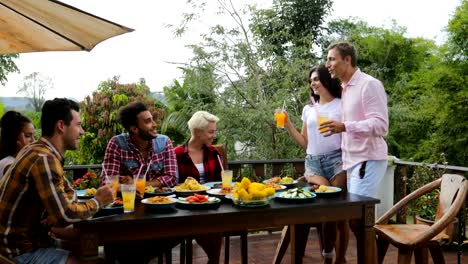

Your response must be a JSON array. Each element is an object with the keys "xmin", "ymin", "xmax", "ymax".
[{"xmin": 322, "ymin": 249, "xmax": 335, "ymax": 258}]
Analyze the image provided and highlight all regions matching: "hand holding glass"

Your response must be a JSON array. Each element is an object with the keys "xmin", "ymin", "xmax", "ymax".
[
  {"xmin": 317, "ymin": 112, "xmax": 330, "ymax": 134},
  {"xmin": 275, "ymin": 109, "xmax": 286, "ymax": 128}
]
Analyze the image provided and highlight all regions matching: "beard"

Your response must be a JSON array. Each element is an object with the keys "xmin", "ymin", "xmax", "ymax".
[
  {"xmin": 138, "ymin": 128, "xmax": 156, "ymax": 141},
  {"xmin": 64, "ymin": 137, "xmax": 78, "ymax": 151}
]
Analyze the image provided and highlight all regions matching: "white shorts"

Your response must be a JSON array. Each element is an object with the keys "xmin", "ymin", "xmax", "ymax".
[{"xmin": 347, "ymin": 160, "xmax": 387, "ymax": 199}]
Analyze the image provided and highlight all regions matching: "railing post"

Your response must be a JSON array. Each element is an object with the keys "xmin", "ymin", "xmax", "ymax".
[
  {"xmin": 253, "ymin": 164, "xmax": 265, "ymax": 182},
  {"xmin": 292, "ymin": 161, "xmax": 305, "ymax": 178},
  {"xmin": 272, "ymin": 164, "xmax": 284, "ymax": 177},
  {"xmin": 394, "ymin": 164, "xmax": 408, "ymax": 224}
]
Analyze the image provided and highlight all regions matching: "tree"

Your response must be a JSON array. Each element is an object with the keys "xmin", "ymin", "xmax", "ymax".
[
  {"xmin": 172, "ymin": 0, "xmax": 333, "ymax": 160},
  {"xmin": 17, "ymin": 72, "xmax": 53, "ymax": 112},
  {"xmin": 71, "ymin": 77, "xmax": 165, "ymax": 164},
  {"xmin": 0, "ymin": 54, "xmax": 20, "ymax": 86},
  {"xmin": 161, "ymin": 62, "xmax": 220, "ymax": 146}
]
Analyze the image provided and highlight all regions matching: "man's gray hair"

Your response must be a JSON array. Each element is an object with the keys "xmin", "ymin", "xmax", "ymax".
[{"xmin": 188, "ymin": 111, "xmax": 219, "ymax": 133}]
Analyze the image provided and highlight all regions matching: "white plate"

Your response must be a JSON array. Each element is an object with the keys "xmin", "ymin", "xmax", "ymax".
[
  {"xmin": 75, "ymin": 189, "xmax": 94, "ymax": 199},
  {"xmin": 176, "ymin": 196, "xmax": 221, "ymax": 210},
  {"xmin": 206, "ymin": 188, "xmax": 232, "ymax": 196},
  {"xmin": 141, "ymin": 197, "xmax": 177, "ymax": 209}
]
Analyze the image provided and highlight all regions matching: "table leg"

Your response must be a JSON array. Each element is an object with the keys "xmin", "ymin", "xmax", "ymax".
[
  {"xmin": 78, "ymin": 232, "xmax": 99, "ymax": 259},
  {"xmin": 290, "ymin": 225, "xmax": 304, "ymax": 264},
  {"xmin": 361, "ymin": 204, "xmax": 377, "ymax": 264}
]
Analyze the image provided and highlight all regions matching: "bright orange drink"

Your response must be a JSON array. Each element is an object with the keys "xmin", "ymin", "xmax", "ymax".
[
  {"xmin": 136, "ymin": 179, "xmax": 146, "ymax": 196},
  {"xmin": 318, "ymin": 116, "xmax": 329, "ymax": 133},
  {"xmin": 275, "ymin": 109, "xmax": 286, "ymax": 128},
  {"xmin": 112, "ymin": 181, "xmax": 119, "ymax": 199}
]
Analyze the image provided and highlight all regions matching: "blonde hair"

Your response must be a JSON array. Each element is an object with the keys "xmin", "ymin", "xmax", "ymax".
[{"xmin": 188, "ymin": 111, "xmax": 219, "ymax": 133}]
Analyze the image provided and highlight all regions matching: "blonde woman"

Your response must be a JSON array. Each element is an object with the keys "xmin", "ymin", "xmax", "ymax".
[{"xmin": 175, "ymin": 111, "xmax": 223, "ymax": 264}]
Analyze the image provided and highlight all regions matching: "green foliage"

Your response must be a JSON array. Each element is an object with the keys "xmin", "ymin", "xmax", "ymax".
[
  {"xmin": 445, "ymin": 0, "xmax": 468, "ymax": 68},
  {"xmin": 0, "ymin": 54, "xmax": 19, "ymax": 85},
  {"xmin": 161, "ymin": 64, "xmax": 220, "ymax": 146},
  {"xmin": 408, "ymin": 155, "xmax": 447, "ymax": 220},
  {"xmin": 252, "ymin": 0, "xmax": 332, "ymax": 58},
  {"xmin": 24, "ymin": 111, "xmax": 41, "ymax": 139},
  {"xmin": 171, "ymin": 0, "xmax": 332, "ymax": 161},
  {"xmin": 72, "ymin": 76, "xmax": 165, "ymax": 165}
]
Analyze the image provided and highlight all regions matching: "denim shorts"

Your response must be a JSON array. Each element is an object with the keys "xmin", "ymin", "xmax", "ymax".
[
  {"xmin": 304, "ymin": 149, "xmax": 343, "ymax": 180},
  {"xmin": 15, "ymin": 248, "xmax": 68, "ymax": 264}
]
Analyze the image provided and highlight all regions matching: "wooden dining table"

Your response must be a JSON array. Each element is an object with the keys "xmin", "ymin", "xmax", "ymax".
[{"xmin": 74, "ymin": 192, "xmax": 379, "ymax": 264}]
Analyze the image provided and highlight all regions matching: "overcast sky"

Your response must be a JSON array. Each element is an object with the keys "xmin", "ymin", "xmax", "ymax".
[{"xmin": 1, "ymin": 0, "xmax": 461, "ymax": 101}]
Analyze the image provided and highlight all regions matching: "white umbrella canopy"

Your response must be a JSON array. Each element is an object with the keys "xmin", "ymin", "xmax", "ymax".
[{"xmin": 0, "ymin": 0, "xmax": 134, "ymax": 55}]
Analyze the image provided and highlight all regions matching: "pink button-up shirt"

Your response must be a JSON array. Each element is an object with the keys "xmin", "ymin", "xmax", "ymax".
[{"xmin": 341, "ymin": 69, "xmax": 388, "ymax": 170}]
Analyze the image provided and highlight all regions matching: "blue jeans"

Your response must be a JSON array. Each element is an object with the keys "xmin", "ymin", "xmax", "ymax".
[
  {"xmin": 15, "ymin": 248, "xmax": 68, "ymax": 264},
  {"xmin": 305, "ymin": 149, "xmax": 343, "ymax": 180}
]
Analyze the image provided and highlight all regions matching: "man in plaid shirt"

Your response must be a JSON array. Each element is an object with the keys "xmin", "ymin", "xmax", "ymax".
[
  {"xmin": 102, "ymin": 102, "xmax": 177, "ymax": 189},
  {"xmin": 102, "ymin": 102, "xmax": 178, "ymax": 263},
  {"xmin": 0, "ymin": 98, "xmax": 114, "ymax": 263}
]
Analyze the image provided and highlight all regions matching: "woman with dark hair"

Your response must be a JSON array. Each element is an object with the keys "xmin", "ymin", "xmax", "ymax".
[
  {"xmin": 0, "ymin": 111, "xmax": 35, "ymax": 177},
  {"xmin": 283, "ymin": 65, "xmax": 348, "ymax": 263}
]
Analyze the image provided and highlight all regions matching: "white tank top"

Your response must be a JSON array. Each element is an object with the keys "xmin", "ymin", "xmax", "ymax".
[
  {"xmin": 302, "ymin": 98, "xmax": 342, "ymax": 155},
  {"xmin": 195, "ymin": 163, "xmax": 206, "ymax": 183}
]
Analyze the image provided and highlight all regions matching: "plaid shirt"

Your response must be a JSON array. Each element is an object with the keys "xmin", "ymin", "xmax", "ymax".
[
  {"xmin": 102, "ymin": 134, "xmax": 177, "ymax": 187},
  {"xmin": 174, "ymin": 143, "xmax": 222, "ymax": 183},
  {"xmin": 0, "ymin": 138, "xmax": 100, "ymax": 258}
]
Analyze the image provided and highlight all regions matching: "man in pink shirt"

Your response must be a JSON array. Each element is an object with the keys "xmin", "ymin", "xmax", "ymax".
[
  {"xmin": 322, "ymin": 41, "xmax": 388, "ymax": 198},
  {"xmin": 322, "ymin": 41, "xmax": 388, "ymax": 262}
]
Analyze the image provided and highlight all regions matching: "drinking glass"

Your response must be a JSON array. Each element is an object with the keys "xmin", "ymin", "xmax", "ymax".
[
  {"xmin": 275, "ymin": 108, "xmax": 286, "ymax": 128},
  {"xmin": 317, "ymin": 112, "xmax": 330, "ymax": 134},
  {"xmin": 121, "ymin": 183, "xmax": 136, "ymax": 213},
  {"xmin": 221, "ymin": 170, "xmax": 233, "ymax": 188}
]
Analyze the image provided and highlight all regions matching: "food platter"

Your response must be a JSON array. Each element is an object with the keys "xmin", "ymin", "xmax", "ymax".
[
  {"xmin": 206, "ymin": 188, "xmax": 232, "ymax": 197},
  {"xmin": 226, "ymin": 194, "xmax": 273, "ymax": 208},
  {"xmin": 203, "ymin": 181, "xmax": 223, "ymax": 188},
  {"xmin": 144, "ymin": 187, "xmax": 174, "ymax": 198},
  {"xmin": 94, "ymin": 200, "xmax": 124, "ymax": 217},
  {"xmin": 262, "ymin": 183, "xmax": 287, "ymax": 192},
  {"xmin": 262, "ymin": 179, "xmax": 297, "ymax": 188},
  {"xmin": 203, "ymin": 181, "xmax": 234, "ymax": 189},
  {"xmin": 313, "ymin": 186, "xmax": 342, "ymax": 197},
  {"xmin": 274, "ymin": 190, "xmax": 316, "ymax": 203},
  {"xmin": 176, "ymin": 196, "xmax": 221, "ymax": 210},
  {"xmin": 174, "ymin": 186, "xmax": 210, "ymax": 197},
  {"xmin": 141, "ymin": 196, "xmax": 177, "ymax": 211},
  {"xmin": 75, "ymin": 189, "xmax": 94, "ymax": 200}
]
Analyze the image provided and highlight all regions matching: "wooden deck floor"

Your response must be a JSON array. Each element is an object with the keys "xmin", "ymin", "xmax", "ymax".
[{"xmin": 164, "ymin": 228, "xmax": 465, "ymax": 264}]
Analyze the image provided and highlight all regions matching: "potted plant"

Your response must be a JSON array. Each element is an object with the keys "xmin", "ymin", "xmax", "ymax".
[{"xmin": 72, "ymin": 171, "xmax": 100, "ymax": 190}]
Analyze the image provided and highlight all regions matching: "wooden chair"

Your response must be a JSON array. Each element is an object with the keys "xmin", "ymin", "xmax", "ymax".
[{"xmin": 374, "ymin": 173, "xmax": 468, "ymax": 264}]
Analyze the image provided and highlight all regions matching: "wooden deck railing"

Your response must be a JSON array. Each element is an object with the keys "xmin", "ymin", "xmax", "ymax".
[{"xmin": 64, "ymin": 158, "xmax": 468, "ymax": 262}]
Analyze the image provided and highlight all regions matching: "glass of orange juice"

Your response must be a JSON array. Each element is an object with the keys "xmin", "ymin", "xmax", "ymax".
[
  {"xmin": 317, "ymin": 112, "xmax": 330, "ymax": 134},
  {"xmin": 108, "ymin": 175, "xmax": 119, "ymax": 199},
  {"xmin": 135, "ymin": 176, "xmax": 146, "ymax": 197},
  {"xmin": 121, "ymin": 183, "xmax": 136, "ymax": 213},
  {"xmin": 221, "ymin": 170, "xmax": 233, "ymax": 188},
  {"xmin": 275, "ymin": 108, "xmax": 286, "ymax": 128}
]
